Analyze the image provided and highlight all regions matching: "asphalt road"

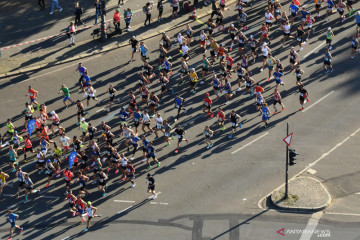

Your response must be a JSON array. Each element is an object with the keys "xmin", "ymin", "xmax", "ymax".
[{"xmin": 1, "ymin": 0, "xmax": 360, "ymax": 239}]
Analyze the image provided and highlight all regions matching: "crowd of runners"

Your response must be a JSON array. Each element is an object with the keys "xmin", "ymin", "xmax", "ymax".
[{"xmin": 2, "ymin": 0, "xmax": 360, "ymax": 238}]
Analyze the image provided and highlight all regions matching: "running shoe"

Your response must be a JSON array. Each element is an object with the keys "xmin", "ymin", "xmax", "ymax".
[
  {"xmin": 300, "ymin": 107, "xmax": 304, "ymax": 111},
  {"xmin": 207, "ymin": 145, "xmax": 210, "ymax": 149},
  {"xmin": 147, "ymin": 165, "xmax": 151, "ymax": 169},
  {"xmin": 152, "ymin": 194, "xmax": 157, "ymax": 200},
  {"xmin": 186, "ymin": 139, "xmax": 189, "ymax": 143},
  {"xmin": 228, "ymin": 135, "xmax": 232, "ymax": 139},
  {"xmin": 282, "ymin": 107, "xmax": 285, "ymax": 111},
  {"xmin": 84, "ymin": 228, "xmax": 88, "ymax": 232},
  {"xmin": 266, "ymin": 78, "xmax": 270, "ymax": 82},
  {"xmin": 221, "ymin": 126, "xmax": 225, "ymax": 131},
  {"xmin": 45, "ymin": 184, "xmax": 49, "ymax": 188},
  {"xmin": 72, "ymin": 212, "xmax": 76, "ymax": 217},
  {"xmin": 209, "ymin": 144, "xmax": 213, "ymax": 148},
  {"xmin": 102, "ymin": 193, "xmax": 107, "ymax": 197},
  {"xmin": 274, "ymin": 111, "xmax": 278, "ymax": 115},
  {"xmin": 157, "ymin": 162, "xmax": 161, "ymax": 167},
  {"xmin": 210, "ymin": 114, "xmax": 214, "ymax": 118},
  {"xmin": 175, "ymin": 149, "xmax": 179, "ymax": 154},
  {"xmin": 131, "ymin": 183, "xmax": 136, "ymax": 188},
  {"xmin": 115, "ymin": 170, "xmax": 119, "ymax": 174},
  {"xmin": 122, "ymin": 176, "xmax": 126, "ymax": 180}
]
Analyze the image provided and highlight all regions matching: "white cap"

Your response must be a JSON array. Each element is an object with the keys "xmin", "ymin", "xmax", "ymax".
[
  {"xmin": 81, "ymin": 118, "xmax": 85, "ymax": 121},
  {"xmin": 50, "ymin": 111, "xmax": 55, "ymax": 115},
  {"xmin": 230, "ymin": 24, "xmax": 234, "ymax": 27},
  {"xmin": 357, "ymin": 11, "xmax": 360, "ymax": 15},
  {"xmin": 263, "ymin": 42, "xmax": 267, "ymax": 46},
  {"xmin": 328, "ymin": 27, "xmax": 331, "ymax": 30},
  {"xmin": 250, "ymin": 35, "xmax": 254, "ymax": 38}
]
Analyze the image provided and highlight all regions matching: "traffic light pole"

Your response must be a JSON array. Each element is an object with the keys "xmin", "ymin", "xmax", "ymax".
[{"xmin": 285, "ymin": 122, "xmax": 289, "ymax": 199}]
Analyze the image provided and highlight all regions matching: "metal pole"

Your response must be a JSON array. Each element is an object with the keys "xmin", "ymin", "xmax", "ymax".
[
  {"xmin": 285, "ymin": 122, "xmax": 289, "ymax": 199},
  {"xmin": 100, "ymin": 1, "xmax": 107, "ymax": 42}
]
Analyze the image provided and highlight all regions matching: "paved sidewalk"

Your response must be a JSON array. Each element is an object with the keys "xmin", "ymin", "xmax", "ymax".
[
  {"xmin": 0, "ymin": 1, "xmax": 220, "ymax": 76},
  {"xmin": 271, "ymin": 176, "xmax": 332, "ymax": 211}
]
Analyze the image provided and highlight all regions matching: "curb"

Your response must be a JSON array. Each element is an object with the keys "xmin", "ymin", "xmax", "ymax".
[
  {"xmin": 0, "ymin": 0, "xmax": 237, "ymax": 78},
  {"xmin": 269, "ymin": 176, "xmax": 332, "ymax": 212}
]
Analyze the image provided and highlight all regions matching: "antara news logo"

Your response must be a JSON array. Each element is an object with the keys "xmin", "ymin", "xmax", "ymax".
[{"xmin": 277, "ymin": 228, "xmax": 331, "ymax": 238}]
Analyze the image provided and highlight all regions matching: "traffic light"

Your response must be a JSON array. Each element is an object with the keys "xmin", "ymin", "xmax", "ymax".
[{"xmin": 289, "ymin": 149, "xmax": 298, "ymax": 166}]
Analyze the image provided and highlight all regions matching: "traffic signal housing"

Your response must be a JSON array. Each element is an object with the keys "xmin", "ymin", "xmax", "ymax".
[{"xmin": 289, "ymin": 149, "xmax": 298, "ymax": 166}]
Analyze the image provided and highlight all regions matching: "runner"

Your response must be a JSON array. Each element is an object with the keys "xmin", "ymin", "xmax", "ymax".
[
  {"xmin": 76, "ymin": 100, "xmax": 86, "ymax": 125},
  {"xmin": 265, "ymin": 53, "xmax": 276, "ymax": 82},
  {"xmin": 294, "ymin": 64, "xmax": 304, "ymax": 86},
  {"xmin": 118, "ymin": 153, "xmax": 128, "ymax": 179},
  {"xmin": 255, "ymin": 92, "xmax": 264, "ymax": 112},
  {"xmin": 107, "ymin": 85, "xmax": 117, "ymax": 112},
  {"xmin": 265, "ymin": 10, "xmax": 274, "ymax": 32},
  {"xmin": 79, "ymin": 118, "xmax": 89, "ymax": 143},
  {"xmin": 212, "ymin": 73, "xmax": 222, "ymax": 99},
  {"xmin": 154, "ymin": 113, "xmax": 165, "ymax": 140},
  {"xmin": 299, "ymin": 84, "xmax": 309, "ymax": 111},
  {"xmin": 273, "ymin": 68, "xmax": 285, "ymax": 89},
  {"xmin": 16, "ymin": 168, "xmax": 26, "ymax": 197},
  {"xmin": 75, "ymin": 63, "xmax": 87, "ymax": 89},
  {"xmin": 160, "ymin": 32, "xmax": 171, "ymax": 51},
  {"xmin": 82, "ymin": 72, "xmax": 91, "ymax": 93},
  {"xmin": 215, "ymin": 8, "xmax": 225, "ymax": 31},
  {"xmin": 163, "ymin": 119, "xmax": 174, "ymax": 146},
  {"xmin": 5, "ymin": 119, "xmax": 15, "ymax": 138},
  {"xmin": 201, "ymin": 55, "xmax": 212, "ymax": 84},
  {"xmin": 325, "ymin": 0, "xmax": 335, "ymax": 22},
  {"xmin": 282, "ymin": 21, "xmax": 292, "ymax": 46},
  {"xmin": 174, "ymin": 125, "xmax": 188, "ymax": 153},
  {"xmin": 203, "ymin": 93, "xmax": 213, "ymax": 117},
  {"xmin": 143, "ymin": 60, "xmax": 155, "ymax": 83},
  {"xmin": 323, "ymin": 47, "xmax": 334, "ymax": 74},
  {"xmin": 49, "ymin": 111, "xmax": 62, "ymax": 137},
  {"xmin": 0, "ymin": 170, "xmax": 11, "ymax": 195},
  {"xmin": 77, "ymin": 171, "xmax": 89, "ymax": 196},
  {"xmin": 259, "ymin": 23, "xmax": 270, "ymax": 46},
  {"xmin": 174, "ymin": 95, "xmax": 187, "ymax": 121},
  {"xmin": 142, "ymin": 110, "xmax": 154, "ymax": 134},
  {"xmin": 189, "ymin": 68, "xmax": 198, "ymax": 94},
  {"xmin": 237, "ymin": 31, "xmax": 247, "ymax": 56},
  {"xmin": 217, "ymin": 107, "xmax": 226, "ymax": 131},
  {"xmin": 26, "ymin": 86, "xmax": 40, "ymax": 110},
  {"xmin": 315, "ymin": 0, "xmax": 322, "ymax": 17},
  {"xmin": 337, "ymin": 0, "xmax": 346, "ymax": 22},
  {"xmin": 75, "ymin": 195, "xmax": 87, "ymax": 222},
  {"xmin": 244, "ymin": 72, "xmax": 255, "ymax": 96},
  {"xmin": 289, "ymin": 47, "xmax": 299, "ymax": 72},
  {"xmin": 350, "ymin": 35, "xmax": 359, "ymax": 58},
  {"xmin": 181, "ymin": 41, "xmax": 190, "ymax": 61},
  {"xmin": 85, "ymin": 85, "xmax": 100, "ymax": 108},
  {"xmin": 224, "ymin": 79, "xmax": 233, "ymax": 105},
  {"xmin": 23, "ymin": 102, "xmax": 34, "ymax": 133},
  {"xmin": 149, "ymin": 92, "xmax": 159, "ymax": 117},
  {"xmin": 129, "ymin": 36, "xmax": 139, "ymax": 62},
  {"xmin": 87, "ymin": 123, "xmax": 97, "ymax": 146},
  {"xmin": 65, "ymin": 189, "xmax": 77, "ymax": 217},
  {"xmin": 305, "ymin": 13, "xmax": 315, "ymax": 40},
  {"xmin": 7, "ymin": 210, "xmax": 23, "ymax": 240},
  {"xmin": 23, "ymin": 173, "xmax": 40, "ymax": 203},
  {"xmin": 260, "ymin": 103, "xmax": 271, "ymax": 128},
  {"xmin": 249, "ymin": 35, "xmax": 259, "ymax": 62},
  {"xmin": 146, "ymin": 141, "xmax": 160, "ymax": 168},
  {"xmin": 185, "ymin": 24, "xmax": 194, "ymax": 44},
  {"xmin": 83, "ymin": 202, "xmax": 101, "ymax": 232},
  {"xmin": 325, "ymin": 27, "xmax": 335, "ymax": 50},
  {"xmin": 296, "ymin": 26, "xmax": 306, "ymax": 51},
  {"xmin": 125, "ymin": 161, "xmax": 136, "ymax": 187},
  {"xmin": 147, "ymin": 173, "xmax": 157, "ymax": 199},
  {"xmin": 203, "ymin": 125, "xmax": 214, "ymax": 148},
  {"xmin": 44, "ymin": 159, "xmax": 55, "ymax": 188},
  {"xmin": 209, "ymin": 38, "xmax": 220, "ymax": 64},
  {"xmin": 260, "ymin": 42, "xmax": 271, "ymax": 71},
  {"xmin": 199, "ymin": 30, "xmax": 208, "ymax": 52},
  {"xmin": 8, "ymin": 145, "xmax": 18, "ymax": 173},
  {"xmin": 97, "ymin": 168, "xmax": 108, "ymax": 197},
  {"xmin": 118, "ymin": 107, "xmax": 129, "ymax": 133},
  {"xmin": 59, "ymin": 84, "xmax": 74, "ymax": 107},
  {"xmin": 273, "ymin": 89, "xmax": 285, "ymax": 115},
  {"xmin": 228, "ymin": 110, "xmax": 241, "ymax": 139},
  {"xmin": 23, "ymin": 135, "xmax": 35, "ymax": 161},
  {"xmin": 346, "ymin": 0, "xmax": 354, "ymax": 16},
  {"xmin": 59, "ymin": 132, "xmax": 71, "ymax": 155},
  {"xmin": 129, "ymin": 132, "xmax": 140, "ymax": 160},
  {"xmin": 289, "ymin": 1, "xmax": 299, "ymax": 25},
  {"xmin": 140, "ymin": 41, "xmax": 150, "ymax": 63},
  {"xmin": 179, "ymin": 58, "xmax": 189, "ymax": 85}
]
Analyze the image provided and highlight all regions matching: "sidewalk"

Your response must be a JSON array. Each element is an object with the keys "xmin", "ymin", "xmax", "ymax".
[{"xmin": 0, "ymin": 2, "xmax": 219, "ymax": 76}]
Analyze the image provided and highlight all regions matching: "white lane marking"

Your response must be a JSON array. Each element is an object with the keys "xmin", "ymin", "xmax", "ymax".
[
  {"xmin": 114, "ymin": 200, "xmax": 136, "ymax": 203},
  {"xmin": 150, "ymin": 202, "xmax": 168, "ymax": 205},
  {"xmin": 96, "ymin": 108, "xmax": 105, "ymax": 113},
  {"xmin": 0, "ymin": 54, "xmax": 102, "ymax": 84},
  {"xmin": 306, "ymin": 168, "xmax": 317, "ymax": 174},
  {"xmin": 303, "ymin": 41, "xmax": 325, "ymax": 58},
  {"xmin": 118, "ymin": 205, "xmax": 133, "ymax": 214},
  {"xmin": 299, "ymin": 212, "xmax": 324, "ymax": 240},
  {"xmin": 324, "ymin": 212, "xmax": 360, "ymax": 216},
  {"xmin": 41, "ymin": 196, "xmax": 60, "ymax": 199},
  {"xmin": 148, "ymin": 191, "xmax": 162, "ymax": 199},
  {"xmin": 39, "ymin": 185, "xmax": 55, "ymax": 194},
  {"xmin": 258, "ymin": 127, "xmax": 360, "ymax": 209},
  {"xmin": 231, "ymin": 132, "xmax": 268, "ymax": 154},
  {"xmin": 302, "ymin": 91, "xmax": 334, "ymax": 113},
  {"xmin": 9, "ymin": 201, "xmax": 25, "ymax": 209},
  {"xmin": 3, "ymin": 194, "xmax": 16, "ymax": 197},
  {"xmin": 61, "ymin": 236, "xmax": 70, "ymax": 240}
]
